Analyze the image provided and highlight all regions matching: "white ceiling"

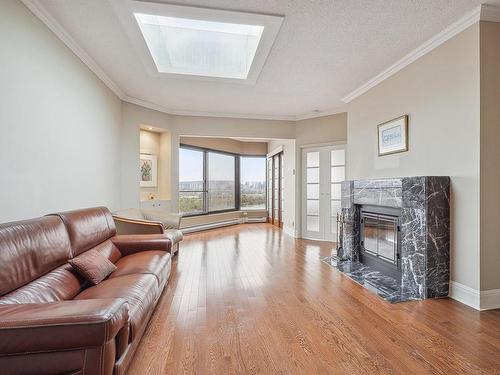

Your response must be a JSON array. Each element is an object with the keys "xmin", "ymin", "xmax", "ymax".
[{"xmin": 29, "ymin": 0, "xmax": 500, "ymax": 120}]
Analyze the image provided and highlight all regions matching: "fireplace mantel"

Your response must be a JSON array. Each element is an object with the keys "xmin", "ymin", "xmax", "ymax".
[{"xmin": 337, "ymin": 176, "xmax": 450, "ymax": 302}]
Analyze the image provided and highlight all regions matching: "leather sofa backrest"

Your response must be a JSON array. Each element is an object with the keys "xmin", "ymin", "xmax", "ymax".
[
  {"xmin": 52, "ymin": 207, "xmax": 116, "ymax": 257},
  {"xmin": 0, "ymin": 216, "xmax": 72, "ymax": 297},
  {"xmin": 0, "ymin": 263, "xmax": 84, "ymax": 304}
]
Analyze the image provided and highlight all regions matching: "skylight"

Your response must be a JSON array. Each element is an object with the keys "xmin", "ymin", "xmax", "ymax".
[{"xmin": 135, "ymin": 13, "xmax": 264, "ymax": 79}]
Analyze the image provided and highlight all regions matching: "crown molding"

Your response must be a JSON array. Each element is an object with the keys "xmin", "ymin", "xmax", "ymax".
[
  {"xmin": 123, "ymin": 96, "xmax": 297, "ymax": 121},
  {"xmin": 341, "ymin": 5, "xmax": 488, "ymax": 103},
  {"xmin": 481, "ymin": 4, "xmax": 500, "ymax": 22},
  {"xmin": 21, "ymin": 0, "xmax": 125, "ymax": 99},
  {"xmin": 124, "ymin": 96, "xmax": 347, "ymax": 121}
]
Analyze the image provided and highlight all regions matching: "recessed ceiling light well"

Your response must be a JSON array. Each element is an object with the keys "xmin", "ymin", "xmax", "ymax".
[
  {"xmin": 135, "ymin": 14, "xmax": 264, "ymax": 79},
  {"xmin": 111, "ymin": 1, "xmax": 284, "ymax": 84}
]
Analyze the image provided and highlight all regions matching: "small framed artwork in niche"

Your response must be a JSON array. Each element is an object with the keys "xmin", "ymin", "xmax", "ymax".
[
  {"xmin": 139, "ymin": 153, "xmax": 157, "ymax": 187},
  {"xmin": 377, "ymin": 115, "xmax": 409, "ymax": 156}
]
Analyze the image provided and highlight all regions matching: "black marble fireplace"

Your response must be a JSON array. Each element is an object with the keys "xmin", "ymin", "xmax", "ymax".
[{"xmin": 322, "ymin": 176, "xmax": 450, "ymax": 303}]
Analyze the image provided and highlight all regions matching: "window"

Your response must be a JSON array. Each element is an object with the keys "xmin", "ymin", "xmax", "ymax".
[
  {"xmin": 208, "ymin": 152, "xmax": 236, "ymax": 211},
  {"xmin": 179, "ymin": 146, "xmax": 266, "ymax": 215},
  {"xmin": 240, "ymin": 157, "xmax": 266, "ymax": 210},
  {"xmin": 179, "ymin": 148, "xmax": 205, "ymax": 215}
]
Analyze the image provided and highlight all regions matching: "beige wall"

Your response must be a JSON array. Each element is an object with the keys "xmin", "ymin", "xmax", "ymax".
[
  {"xmin": 295, "ymin": 113, "xmax": 348, "ymax": 146},
  {"xmin": 0, "ymin": 1, "xmax": 122, "ymax": 222},
  {"xmin": 139, "ymin": 130, "xmax": 171, "ymax": 201},
  {"xmin": 480, "ymin": 21, "xmax": 500, "ymax": 291},
  {"xmin": 181, "ymin": 137, "xmax": 268, "ymax": 155},
  {"xmin": 158, "ymin": 132, "xmax": 172, "ymax": 201},
  {"xmin": 121, "ymin": 103, "xmax": 172, "ymax": 209},
  {"xmin": 346, "ymin": 24, "xmax": 481, "ymax": 290}
]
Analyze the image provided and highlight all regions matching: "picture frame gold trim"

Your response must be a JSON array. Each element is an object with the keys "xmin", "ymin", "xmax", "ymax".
[{"xmin": 377, "ymin": 115, "xmax": 409, "ymax": 156}]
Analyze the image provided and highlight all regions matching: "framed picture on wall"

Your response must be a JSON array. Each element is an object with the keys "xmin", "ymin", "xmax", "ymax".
[
  {"xmin": 139, "ymin": 153, "xmax": 157, "ymax": 187},
  {"xmin": 377, "ymin": 115, "xmax": 409, "ymax": 156}
]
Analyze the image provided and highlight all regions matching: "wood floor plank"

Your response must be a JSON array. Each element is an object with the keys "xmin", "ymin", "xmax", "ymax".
[{"xmin": 127, "ymin": 224, "xmax": 500, "ymax": 375}]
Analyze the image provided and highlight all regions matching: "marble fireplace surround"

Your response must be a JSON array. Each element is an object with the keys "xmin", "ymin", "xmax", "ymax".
[{"xmin": 326, "ymin": 177, "xmax": 450, "ymax": 303}]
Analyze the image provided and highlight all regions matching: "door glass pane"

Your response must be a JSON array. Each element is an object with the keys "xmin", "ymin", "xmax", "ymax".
[
  {"xmin": 331, "ymin": 149, "xmax": 345, "ymax": 166},
  {"xmin": 330, "ymin": 200, "xmax": 341, "ymax": 218},
  {"xmin": 307, "ymin": 200, "xmax": 319, "ymax": 215},
  {"xmin": 307, "ymin": 184, "xmax": 319, "ymax": 199},
  {"xmin": 307, "ymin": 168, "xmax": 319, "ymax": 183},
  {"xmin": 331, "ymin": 183, "xmax": 341, "ymax": 199},
  {"xmin": 331, "ymin": 166, "xmax": 345, "ymax": 183},
  {"xmin": 307, "ymin": 216, "xmax": 320, "ymax": 232},
  {"xmin": 331, "ymin": 217, "xmax": 337, "ymax": 234},
  {"xmin": 307, "ymin": 151, "xmax": 319, "ymax": 167}
]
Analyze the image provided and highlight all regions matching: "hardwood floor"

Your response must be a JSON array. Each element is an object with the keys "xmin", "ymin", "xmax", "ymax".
[{"xmin": 128, "ymin": 224, "xmax": 500, "ymax": 375}]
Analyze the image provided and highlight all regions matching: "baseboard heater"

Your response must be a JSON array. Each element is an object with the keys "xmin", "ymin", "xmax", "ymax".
[
  {"xmin": 245, "ymin": 217, "xmax": 267, "ymax": 223},
  {"xmin": 181, "ymin": 216, "xmax": 267, "ymax": 234},
  {"xmin": 181, "ymin": 219, "xmax": 241, "ymax": 234}
]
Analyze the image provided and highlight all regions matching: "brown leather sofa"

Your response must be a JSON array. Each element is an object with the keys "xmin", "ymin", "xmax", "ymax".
[{"xmin": 0, "ymin": 207, "xmax": 172, "ymax": 375}]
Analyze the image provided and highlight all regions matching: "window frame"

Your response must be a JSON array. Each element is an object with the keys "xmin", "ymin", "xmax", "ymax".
[
  {"xmin": 179, "ymin": 144, "xmax": 267, "ymax": 217},
  {"xmin": 178, "ymin": 145, "xmax": 207, "ymax": 216}
]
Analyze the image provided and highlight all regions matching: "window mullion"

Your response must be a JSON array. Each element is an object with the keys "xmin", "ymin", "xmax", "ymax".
[{"xmin": 203, "ymin": 150, "xmax": 208, "ymax": 214}]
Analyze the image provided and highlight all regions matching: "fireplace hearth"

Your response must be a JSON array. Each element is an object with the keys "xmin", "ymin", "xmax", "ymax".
[{"xmin": 322, "ymin": 176, "xmax": 450, "ymax": 303}]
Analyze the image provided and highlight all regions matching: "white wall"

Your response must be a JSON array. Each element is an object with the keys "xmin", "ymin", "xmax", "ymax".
[
  {"xmin": 0, "ymin": 1, "xmax": 122, "ymax": 222},
  {"xmin": 346, "ymin": 24, "xmax": 480, "ymax": 291}
]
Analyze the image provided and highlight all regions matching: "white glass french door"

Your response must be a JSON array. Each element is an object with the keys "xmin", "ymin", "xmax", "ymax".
[{"xmin": 302, "ymin": 145, "xmax": 346, "ymax": 241}]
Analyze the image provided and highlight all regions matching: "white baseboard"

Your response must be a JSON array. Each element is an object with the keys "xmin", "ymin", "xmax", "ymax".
[
  {"xmin": 480, "ymin": 288, "xmax": 500, "ymax": 310},
  {"xmin": 449, "ymin": 281, "xmax": 500, "ymax": 310},
  {"xmin": 449, "ymin": 281, "xmax": 480, "ymax": 310}
]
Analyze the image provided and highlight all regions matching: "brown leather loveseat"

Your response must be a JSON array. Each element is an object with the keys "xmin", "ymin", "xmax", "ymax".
[{"xmin": 0, "ymin": 207, "xmax": 172, "ymax": 375}]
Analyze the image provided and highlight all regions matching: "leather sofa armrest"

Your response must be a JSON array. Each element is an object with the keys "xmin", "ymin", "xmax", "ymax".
[
  {"xmin": 0, "ymin": 298, "xmax": 129, "ymax": 355},
  {"xmin": 113, "ymin": 216, "xmax": 164, "ymax": 235},
  {"xmin": 142, "ymin": 212, "xmax": 181, "ymax": 230},
  {"xmin": 111, "ymin": 234, "xmax": 171, "ymax": 256}
]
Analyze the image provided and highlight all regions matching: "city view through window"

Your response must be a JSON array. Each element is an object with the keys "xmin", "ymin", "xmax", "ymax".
[
  {"xmin": 179, "ymin": 147, "xmax": 266, "ymax": 215},
  {"xmin": 240, "ymin": 157, "xmax": 266, "ymax": 210}
]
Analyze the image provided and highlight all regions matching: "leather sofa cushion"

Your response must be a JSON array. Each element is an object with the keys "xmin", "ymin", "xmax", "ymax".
[
  {"xmin": 75, "ymin": 274, "xmax": 158, "ymax": 340},
  {"xmin": 109, "ymin": 251, "xmax": 171, "ymax": 287},
  {"xmin": 70, "ymin": 250, "xmax": 117, "ymax": 285},
  {"xmin": 0, "ymin": 263, "xmax": 84, "ymax": 304},
  {"xmin": 51, "ymin": 207, "xmax": 116, "ymax": 257},
  {"xmin": 0, "ymin": 216, "xmax": 72, "ymax": 296}
]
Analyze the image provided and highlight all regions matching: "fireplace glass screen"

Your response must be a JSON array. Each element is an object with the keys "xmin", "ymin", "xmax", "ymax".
[{"xmin": 362, "ymin": 213, "xmax": 398, "ymax": 264}]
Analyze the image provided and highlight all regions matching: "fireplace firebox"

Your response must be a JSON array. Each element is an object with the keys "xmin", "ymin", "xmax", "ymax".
[{"xmin": 360, "ymin": 205, "xmax": 401, "ymax": 279}]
